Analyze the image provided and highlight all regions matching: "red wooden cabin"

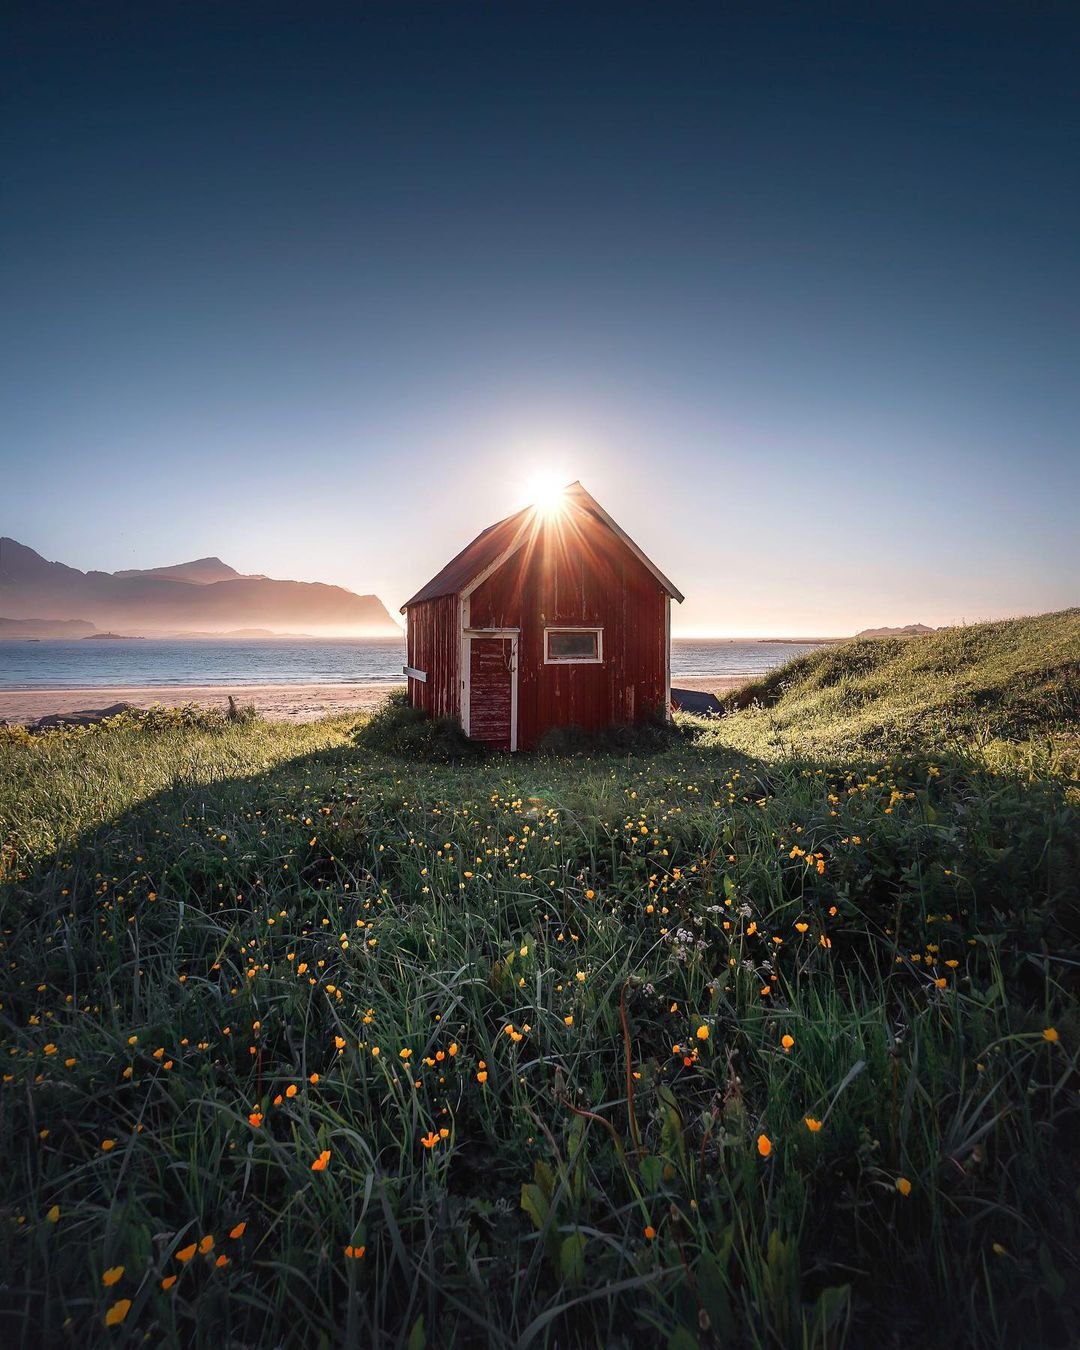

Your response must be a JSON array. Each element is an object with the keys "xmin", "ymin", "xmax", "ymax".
[{"xmin": 400, "ymin": 482, "xmax": 684, "ymax": 751}]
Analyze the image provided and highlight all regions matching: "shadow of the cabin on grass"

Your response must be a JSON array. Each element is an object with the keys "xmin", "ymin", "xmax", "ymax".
[{"xmin": 3, "ymin": 728, "xmax": 1079, "ymax": 1349}]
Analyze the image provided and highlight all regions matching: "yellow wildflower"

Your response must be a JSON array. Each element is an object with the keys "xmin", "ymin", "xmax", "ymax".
[{"xmin": 104, "ymin": 1299, "xmax": 131, "ymax": 1327}]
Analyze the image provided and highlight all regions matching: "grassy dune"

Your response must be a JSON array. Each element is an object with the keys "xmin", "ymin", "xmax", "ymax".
[
  {"xmin": 1, "ymin": 617, "xmax": 1078, "ymax": 1348},
  {"xmin": 708, "ymin": 608, "xmax": 1080, "ymax": 768}
]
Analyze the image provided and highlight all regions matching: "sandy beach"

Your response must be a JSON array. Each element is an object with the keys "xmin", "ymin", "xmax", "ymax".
[
  {"xmin": 0, "ymin": 682, "xmax": 405, "ymax": 725},
  {"xmin": 0, "ymin": 675, "xmax": 747, "ymax": 726}
]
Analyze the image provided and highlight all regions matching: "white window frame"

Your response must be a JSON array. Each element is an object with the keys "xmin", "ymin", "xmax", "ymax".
[{"xmin": 543, "ymin": 626, "xmax": 604, "ymax": 665}]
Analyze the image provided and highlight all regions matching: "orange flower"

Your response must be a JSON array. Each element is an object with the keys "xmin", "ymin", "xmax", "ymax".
[
  {"xmin": 344, "ymin": 1244, "xmax": 366, "ymax": 1259},
  {"xmin": 104, "ymin": 1299, "xmax": 131, "ymax": 1327},
  {"xmin": 102, "ymin": 1266, "xmax": 124, "ymax": 1287},
  {"xmin": 1043, "ymin": 1027, "xmax": 1059, "ymax": 1043},
  {"xmin": 781, "ymin": 1034, "xmax": 794, "ymax": 1052},
  {"xmin": 229, "ymin": 1222, "xmax": 247, "ymax": 1240},
  {"xmin": 285, "ymin": 1084, "xmax": 298, "ymax": 1098},
  {"xmin": 215, "ymin": 1254, "xmax": 228, "ymax": 1268},
  {"xmin": 794, "ymin": 922, "xmax": 809, "ymax": 934},
  {"xmin": 46, "ymin": 1205, "xmax": 60, "ymax": 1224},
  {"xmin": 311, "ymin": 1149, "xmax": 331, "ymax": 1171},
  {"xmin": 161, "ymin": 1275, "xmax": 177, "ymax": 1290},
  {"xmin": 695, "ymin": 1025, "xmax": 709, "ymax": 1042},
  {"xmin": 756, "ymin": 1133, "xmax": 772, "ymax": 1158},
  {"xmin": 643, "ymin": 1225, "xmax": 656, "ymax": 1240},
  {"xmin": 804, "ymin": 1117, "xmax": 823, "ymax": 1133},
  {"xmin": 198, "ymin": 1235, "xmax": 213, "ymax": 1255},
  {"xmin": 176, "ymin": 1243, "xmax": 197, "ymax": 1263},
  {"xmin": 896, "ymin": 1176, "xmax": 912, "ymax": 1196},
  {"xmin": 101, "ymin": 1139, "xmax": 116, "ymax": 1151},
  {"xmin": 248, "ymin": 1111, "xmax": 263, "ymax": 1128}
]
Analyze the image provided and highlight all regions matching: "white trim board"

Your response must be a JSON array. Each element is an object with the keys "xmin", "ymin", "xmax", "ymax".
[
  {"xmin": 664, "ymin": 596, "xmax": 672, "ymax": 721},
  {"xmin": 460, "ymin": 593, "xmax": 471, "ymax": 732}
]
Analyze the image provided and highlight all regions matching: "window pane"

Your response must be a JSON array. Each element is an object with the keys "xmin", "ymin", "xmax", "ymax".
[{"xmin": 548, "ymin": 631, "xmax": 598, "ymax": 659}]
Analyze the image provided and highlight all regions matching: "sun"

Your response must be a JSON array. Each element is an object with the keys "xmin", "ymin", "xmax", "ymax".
[{"xmin": 524, "ymin": 469, "xmax": 568, "ymax": 513}]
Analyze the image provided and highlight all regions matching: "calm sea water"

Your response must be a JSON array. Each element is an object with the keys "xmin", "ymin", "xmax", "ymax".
[{"xmin": 0, "ymin": 638, "xmax": 821, "ymax": 689}]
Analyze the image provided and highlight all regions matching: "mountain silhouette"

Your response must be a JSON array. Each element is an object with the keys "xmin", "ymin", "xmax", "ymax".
[
  {"xmin": 854, "ymin": 623, "xmax": 935, "ymax": 639},
  {"xmin": 0, "ymin": 538, "xmax": 401, "ymax": 636},
  {"xmin": 112, "ymin": 557, "xmax": 256, "ymax": 585}
]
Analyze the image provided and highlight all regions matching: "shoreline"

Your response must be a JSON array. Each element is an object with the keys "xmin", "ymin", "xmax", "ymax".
[
  {"xmin": 0, "ymin": 675, "xmax": 748, "ymax": 725},
  {"xmin": 0, "ymin": 682, "xmax": 405, "ymax": 725}
]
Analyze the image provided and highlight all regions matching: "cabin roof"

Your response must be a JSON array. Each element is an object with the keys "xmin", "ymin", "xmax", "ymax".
[{"xmin": 401, "ymin": 482, "xmax": 684, "ymax": 610}]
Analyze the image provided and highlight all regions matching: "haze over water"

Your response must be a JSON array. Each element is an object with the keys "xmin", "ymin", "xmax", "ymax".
[{"xmin": 0, "ymin": 639, "xmax": 819, "ymax": 690}]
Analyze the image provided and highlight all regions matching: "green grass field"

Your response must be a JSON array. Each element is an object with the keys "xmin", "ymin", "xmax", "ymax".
[{"xmin": 2, "ymin": 613, "xmax": 1078, "ymax": 1347}]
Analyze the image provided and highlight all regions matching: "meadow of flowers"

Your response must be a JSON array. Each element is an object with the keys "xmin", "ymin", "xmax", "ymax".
[{"xmin": 1, "ymin": 662, "xmax": 1078, "ymax": 1345}]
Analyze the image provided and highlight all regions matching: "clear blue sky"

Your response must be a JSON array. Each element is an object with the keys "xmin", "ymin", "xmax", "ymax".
[{"xmin": 2, "ymin": 1, "xmax": 1077, "ymax": 634}]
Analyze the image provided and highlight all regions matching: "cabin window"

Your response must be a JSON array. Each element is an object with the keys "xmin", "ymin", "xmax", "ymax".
[{"xmin": 544, "ymin": 628, "xmax": 603, "ymax": 664}]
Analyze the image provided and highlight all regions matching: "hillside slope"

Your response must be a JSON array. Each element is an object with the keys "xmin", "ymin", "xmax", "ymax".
[
  {"xmin": 112, "ymin": 557, "xmax": 246, "ymax": 584},
  {"xmin": 699, "ymin": 608, "xmax": 1080, "ymax": 759},
  {"xmin": 0, "ymin": 538, "xmax": 401, "ymax": 635}
]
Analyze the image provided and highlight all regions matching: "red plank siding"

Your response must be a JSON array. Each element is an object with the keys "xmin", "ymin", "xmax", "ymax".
[
  {"xmin": 405, "ymin": 594, "xmax": 460, "ymax": 719},
  {"xmin": 468, "ymin": 513, "xmax": 667, "ymax": 749}
]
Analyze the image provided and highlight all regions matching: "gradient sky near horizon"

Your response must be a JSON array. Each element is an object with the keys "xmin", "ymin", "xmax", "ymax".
[{"xmin": 2, "ymin": 2, "xmax": 1078, "ymax": 636}]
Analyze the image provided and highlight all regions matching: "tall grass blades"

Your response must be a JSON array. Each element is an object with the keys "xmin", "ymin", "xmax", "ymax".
[{"xmin": 1, "ymin": 614, "xmax": 1078, "ymax": 1347}]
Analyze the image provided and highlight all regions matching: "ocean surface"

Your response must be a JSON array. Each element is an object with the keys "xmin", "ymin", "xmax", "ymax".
[{"xmin": 0, "ymin": 638, "xmax": 822, "ymax": 689}]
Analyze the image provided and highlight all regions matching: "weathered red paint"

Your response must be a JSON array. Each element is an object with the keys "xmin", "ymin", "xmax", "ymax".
[
  {"xmin": 468, "ymin": 637, "xmax": 513, "ymax": 749},
  {"xmin": 404, "ymin": 593, "xmax": 460, "ymax": 721},
  {"xmin": 401, "ymin": 483, "xmax": 682, "ymax": 751}
]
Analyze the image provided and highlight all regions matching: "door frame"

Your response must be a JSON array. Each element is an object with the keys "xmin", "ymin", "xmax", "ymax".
[{"xmin": 462, "ymin": 627, "xmax": 519, "ymax": 751}]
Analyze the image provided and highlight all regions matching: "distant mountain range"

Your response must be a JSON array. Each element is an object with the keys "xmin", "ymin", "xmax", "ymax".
[
  {"xmin": 0, "ymin": 538, "xmax": 401, "ymax": 637},
  {"xmin": 854, "ymin": 623, "xmax": 935, "ymax": 639}
]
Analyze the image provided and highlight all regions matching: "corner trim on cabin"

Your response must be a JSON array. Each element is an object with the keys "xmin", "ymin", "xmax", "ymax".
[
  {"xmin": 403, "ymin": 665, "xmax": 427, "ymax": 682},
  {"xmin": 664, "ymin": 596, "xmax": 672, "ymax": 721}
]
